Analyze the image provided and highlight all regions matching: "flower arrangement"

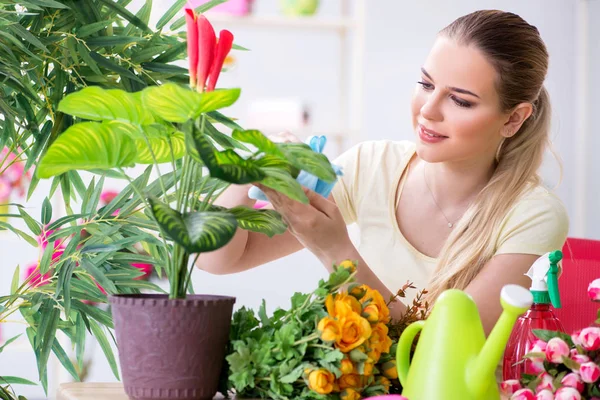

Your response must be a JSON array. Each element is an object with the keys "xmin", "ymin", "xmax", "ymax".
[
  {"xmin": 501, "ymin": 279, "xmax": 600, "ymax": 400},
  {"xmin": 226, "ymin": 260, "xmax": 427, "ymax": 400}
]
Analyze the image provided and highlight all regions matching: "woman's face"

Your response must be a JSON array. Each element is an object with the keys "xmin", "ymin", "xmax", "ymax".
[{"xmin": 411, "ymin": 36, "xmax": 508, "ymax": 165}]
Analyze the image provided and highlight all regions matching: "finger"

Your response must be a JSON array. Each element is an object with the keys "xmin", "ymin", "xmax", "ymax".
[{"xmin": 304, "ymin": 188, "xmax": 338, "ymax": 218}]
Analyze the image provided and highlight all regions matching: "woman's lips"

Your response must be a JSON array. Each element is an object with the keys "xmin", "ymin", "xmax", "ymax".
[{"xmin": 418, "ymin": 124, "xmax": 448, "ymax": 143}]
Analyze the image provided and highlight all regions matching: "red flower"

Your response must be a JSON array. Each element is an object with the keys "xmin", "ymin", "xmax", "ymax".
[{"xmin": 185, "ymin": 7, "xmax": 234, "ymax": 92}]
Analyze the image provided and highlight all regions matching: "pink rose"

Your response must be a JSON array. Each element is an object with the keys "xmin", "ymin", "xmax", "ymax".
[
  {"xmin": 555, "ymin": 387, "xmax": 581, "ymax": 400},
  {"xmin": 500, "ymin": 380, "xmax": 522, "ymax": 397},
  {"xmin": 511, "ymin": 388, "xmax": 536, "ymax": 400},
  {"xmin": 561, "ymin": 372, "xmax": 584, "ymax": 393},
  {"xmin": 536, "ymin": 372, "xmax": 555, "ymax": 393},
  {"xmin": 577, "ymin": 327, "xmax": 600, "ymax": 351},
  {"xmin": 579, "ymin": 361, "xmax": 600, "ymax": 383},
  {"xmin": 535, "ymin": 389, "xmax": 554, "ymax": 400},
  {"xmin": 545, "ymin": 337, "xmax": 570, "ymax": 364},
  {"xmin": 532, "ymin": 340, "xmax": 548, "ymax": 353},
  {"xmin": 527, "ymin": 340, "xmax": 549, "ymax": 373},
  {"xmin": 571, "ymin": 330, "xmax": 583, "ymax": 347},
  {"xmin": 570, "ymin": 352, "xmax": 590, "ymax": 366},
  {"xmin": 588, "ymin": 278, "xmax": 600, "ymax": 301}
]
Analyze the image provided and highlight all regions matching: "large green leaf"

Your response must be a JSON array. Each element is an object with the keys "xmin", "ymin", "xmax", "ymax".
[
  {"xmin": 58, "ymin": 87, "xmax": 154, "ymax": 125},
  {"xmin": 260, "ymin": 167, "xmax": 308, "ymax": 204},
  {"xmin": 192, "ymin": 126, "xmax": 264, "ymax": 184},
  {"xmin": 142, "ymin": 83, "xmax": 202, "ymax": 123},
  {"xmin": 135, "ymin": 131, "xmax": 186, "ymax": 164},
  {"xmin": 197, "ymin": 89, "xmax": 241, "ymax": 114},
  {"xmin": 232, "ymin": 129, "xmax": 283, "ymax": 157},
  {"xmin": 227, "ymin": 206, "xmax": 287, "ymax": 238},
  {"xmin": 148, "ymin": 197, "xmax": 237, "ymax": 254},
  {"xmin": 0, "ymin": 376, "xmax": 37, "ymax": 386},
  {"xmin": 279, "ymin": 143, "xmax": 337, "ymax": 182},
  {"xmin": 37, "ymin": 122, "xmax": 138, "ymax": 178},
  {"xmin": 142, "ymin": 83, "xmax": 241, "ymax": 123}
]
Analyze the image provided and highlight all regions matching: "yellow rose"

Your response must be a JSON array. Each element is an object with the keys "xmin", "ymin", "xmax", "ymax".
[
  {"xmin": 340, "ymin": 357, "xmax": 354, "ymax": 375},
  {"xmin": 318, "ymin": 317, "xmax": 341, "ymax": 343},
  {"xmin": 338, "ymin": 373, "xmax": 363, "ymax": 390},
  {"xmin": 340, "ymin": 388, "xmax": 362, "ymax": 400},
  {"xmin": 376, "ymin": 376, "xmax": 391, "ymax": 392},
  {"xmin": 349, "ymin": 283, "xmax": 367, "ymax": 301},
  {"xmin": 362, "ymin": 303, "xmax": 380, "ymax": 323},
  {"xmin": 337, "ymin": 312, "xmax": 372, "ymax": 352},
  {"xmin": 367, "ymin": 345, "xmax": 382, "ymax": 364},
  {"xmin": 362, "ymin": 287, "xmax": 391, "ymax": 323},
  {"xmin": 338, "ymin": 259, "xmax": 357, "ymax": 273},
  {"xmin": 381, "ymin": 359, "xmax": 398, "ymax": 380},
  {"xmin": 308, "ymin": 369, "xmax": 335, "ymax": 395},
  {"xmin": 326, "ymin": 293, "xmax": 361, "ymax": 317},
  {"xmin": 370, "ymin": 323, "xmax": 393, "ymax": 354},
  {"xmin": 353, "ymin": 361, "xmax": 374, "ymax": 376}
]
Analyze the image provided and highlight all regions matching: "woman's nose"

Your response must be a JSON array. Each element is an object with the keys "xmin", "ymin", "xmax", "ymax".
[{"xmin": 420, "ymin": 93, "xmax": 443, "ymax": 122}]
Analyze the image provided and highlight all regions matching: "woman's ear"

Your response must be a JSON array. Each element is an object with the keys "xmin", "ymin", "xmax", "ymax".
[{"xmin": 503, "ymin": 102, "xmax": 533, "ymax": 138}]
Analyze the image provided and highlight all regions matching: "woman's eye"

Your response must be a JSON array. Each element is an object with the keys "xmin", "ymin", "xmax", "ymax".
[
  {"xmin": 417, "ymin": 81, "xmax": 434, "ymax": 91},
  {"xmin": 451, "ymin": 95, "xmax": 472, "ymax": 108}
]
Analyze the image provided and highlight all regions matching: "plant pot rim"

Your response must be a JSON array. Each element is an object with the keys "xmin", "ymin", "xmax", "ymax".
[{"xmin": 108, "ymin": 293, "xmax": 236, "ymax": 307}]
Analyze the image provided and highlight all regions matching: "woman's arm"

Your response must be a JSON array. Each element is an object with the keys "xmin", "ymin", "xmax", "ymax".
[{"xmin": 464, "ymin": 253, "xmax": 537, "ymax": 336}]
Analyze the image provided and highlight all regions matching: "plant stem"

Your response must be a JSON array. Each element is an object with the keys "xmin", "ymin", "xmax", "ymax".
[
  {"xmin": 140, "ymin": 134, "xmax": 167, "ymax": 198},
  {"xmin": 183, "ymin": 253, "xmax": 200, "ymax": 295}
]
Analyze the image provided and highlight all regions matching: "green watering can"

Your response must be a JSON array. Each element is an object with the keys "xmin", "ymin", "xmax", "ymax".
[{"xmin": 396, "ymin": 285, "xmax": 533, "ymax": 400}]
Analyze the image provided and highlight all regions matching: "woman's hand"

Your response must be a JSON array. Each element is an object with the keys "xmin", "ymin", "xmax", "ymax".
[{"xmin": 257, "ymin": 184, "xmax": 353, "ymax": 268}]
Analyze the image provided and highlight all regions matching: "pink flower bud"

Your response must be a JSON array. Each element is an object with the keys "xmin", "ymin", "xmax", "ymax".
[
  {"xmin": 511, "ymin": 388, "xmax": 536, "ymax": 400},
  {"xmin": 561, "ymin": 372, "xmax": 584, "ymax": 393},
  {"xmin": 588, "ymin": 278, "xmax": 600, "ymax": 301},
  {"xmin": 535, "ymin": 389, "xmax": 554, "ymax": 400},
  {"xmin": 571, "ymin": 330, "xmax": 583, "ymax": 347},
  {"xmin": 579, "ymin": 361, "xmax": 600, "ymax": 383},
  {"xmin": 500, "ymin": 380, "xmax": 522, "ymax": 397},
  {"xmin": 536, "ymin": 372, "xmax": 555, "ymax": 393},
  {"xmin": 532, "ymin": 339, "xmax": 548, "ymax": 353},
  {"xmin": 545, "ymin": 337, "xmax": 570, "ymax": 364},
  {"xmin": 578, "ymin": 327, "xmax": 600, "ymax": 351},
  {"xmin": 554, "ymin": 387, "xmax": 581, "ymax": 400},
  {"xmin": 570, "ymin": 353, "xmax": 590, "ymax": 366}
]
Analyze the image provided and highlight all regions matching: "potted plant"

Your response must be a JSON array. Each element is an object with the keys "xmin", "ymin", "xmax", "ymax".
[{"xmin": 32, "ymin": 4, "xmax": 338, "ymax": 400}]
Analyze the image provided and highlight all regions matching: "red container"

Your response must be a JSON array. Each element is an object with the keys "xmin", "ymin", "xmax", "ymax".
[{"xmin": 502, "ymin": 303, "xmax": 565, "ymax": 380}]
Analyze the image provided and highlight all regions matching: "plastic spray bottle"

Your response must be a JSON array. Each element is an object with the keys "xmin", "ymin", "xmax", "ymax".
[{"xmin": 502, "ymin": 250, "xmax": 565, "ymax": 381}]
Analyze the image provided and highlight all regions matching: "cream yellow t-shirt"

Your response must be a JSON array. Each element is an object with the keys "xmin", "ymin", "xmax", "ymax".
[{"xmin": 331, "ymin": 140, "xmax": 570, "ymax": 294}]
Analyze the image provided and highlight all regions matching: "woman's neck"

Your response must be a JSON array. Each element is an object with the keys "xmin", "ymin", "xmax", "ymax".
[{"xmin": 422, "ymin": 155, "xmax": 496, "ymax": 208}]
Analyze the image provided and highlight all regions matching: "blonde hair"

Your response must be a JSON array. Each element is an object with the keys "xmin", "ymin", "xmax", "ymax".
[{"xmin": 426, "ymin": 10, "xmax": 553, "ymax": 302}]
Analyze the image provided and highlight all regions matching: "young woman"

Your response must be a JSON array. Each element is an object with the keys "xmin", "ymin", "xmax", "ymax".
[{"xmin": 197, "ymin": 10, "xmax": 569, "ymax": 335}]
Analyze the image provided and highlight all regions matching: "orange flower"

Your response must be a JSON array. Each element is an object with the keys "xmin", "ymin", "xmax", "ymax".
[
  {"xmin": 338, "ymin": 259, "xmax": 357, "ymax": 273},
  {"xmin": 362, "ymin": 286, "xmax": 390, "ymax": 323},
  {"xmin": 337, "ymin": 312, "xmax": 372, "ymax": 352},
  {"xmin": 376, "ymin": 376, "xmax": 391, "ymax": 392},
  {"xmin": 307, "ymin": 369, "xmax": 335, "ymax": 395},
  {"xmin": 370, "ymin": 323, "xmax": 393, "ymax": 354},
  {"xmin": 338, "ymin": 373, "xmax": 363, "ymax": 390},
  {"xmin": 318, "ymin": 317, "xmax": 341, "ymax": 343},
  {"xmin": 381, "ymin": 360, "xmax": 398, "ymax": 380},
  {"xmin": 362, "ymin": 303, "xmax": 380, "ymax": 323},
  {"xmin": 340, "ymin": 388, "xmax": 361, "ymax": 400},
  {"xmin": 326, "ymin": 293, "xmax": 361, "ymax": 317},
  {"xmin": 349, "ymin": 283, "xmax": 366, "ymax": 301},
  {"xmin": 340, "ymin": 357, "xmax": 354, "ymax": 375}
]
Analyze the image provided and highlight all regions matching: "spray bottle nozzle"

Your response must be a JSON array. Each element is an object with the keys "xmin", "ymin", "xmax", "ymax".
[
  {"xmin": 525, "ymin": 250, "xmax": 562, "ymax": 309},
  {"xmin": 547, "ymin": 250, "xmax": 562, "ymax": 309}
]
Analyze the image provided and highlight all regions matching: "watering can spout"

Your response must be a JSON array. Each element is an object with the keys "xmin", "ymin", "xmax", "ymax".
[{"xmin": 467, "ymin": 285, "xmax": 533, "ymax": 397}]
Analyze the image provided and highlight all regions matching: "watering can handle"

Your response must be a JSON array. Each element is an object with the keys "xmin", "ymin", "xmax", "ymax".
[{"xmin": 396, "ymin": 320, "xmax": 425, "ymax": 386}]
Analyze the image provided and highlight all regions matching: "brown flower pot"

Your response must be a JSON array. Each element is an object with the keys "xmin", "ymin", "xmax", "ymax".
[{"xmin": 109, "ymin": 294, "xmax": 236, "ymax": 400}]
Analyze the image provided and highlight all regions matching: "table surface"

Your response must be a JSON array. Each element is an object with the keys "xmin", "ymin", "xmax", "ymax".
[{"xmin": 56, "ymin": 383, "xmax": 255, "ymax": 400}]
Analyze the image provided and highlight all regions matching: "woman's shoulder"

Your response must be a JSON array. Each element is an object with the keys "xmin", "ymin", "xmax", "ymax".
[{"xmin": 495, "ymin": 184, "xmax": 569, "ymax": 255}]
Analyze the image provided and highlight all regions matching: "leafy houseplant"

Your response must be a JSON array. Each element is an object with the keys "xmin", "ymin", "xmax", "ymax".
[{"xmin": 32, "ymin": 4, "xmax": 338, "ymax": 399}]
